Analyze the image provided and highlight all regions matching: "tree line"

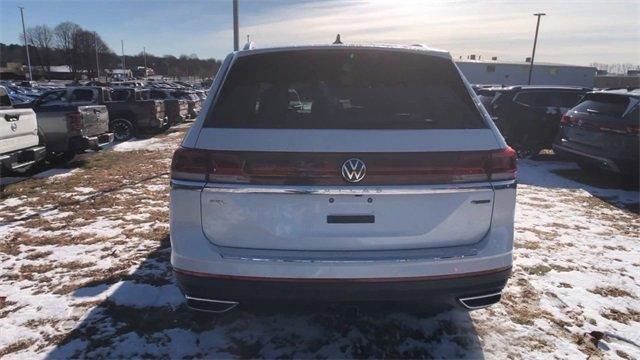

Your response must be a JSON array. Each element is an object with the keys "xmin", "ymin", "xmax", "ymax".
[{"xmin": 1, "ymin": 21, "xmax": 222, "ymax": 80}]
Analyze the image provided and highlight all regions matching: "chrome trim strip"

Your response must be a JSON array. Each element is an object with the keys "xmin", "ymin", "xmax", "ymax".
[
  {"xmin": 184, "ymin": 295, "xmax": 239, "ymax": 313},
  {"xmin": 170, "ymin": 179, "xmax": 206, "ymax": 190},
  {"xmin": 218, "ymin": 246, "xmax": 480, "ymax": 263},
  {"xmin": 458, "ymin": 292, "xmax": 502, "ymax": 310},
  {"xmin": 202, "ymin": 182, "xmax": 494, "ymax": 195},
  {"xmin": 491, "ymin": 179, "xmax": 517, "ymax": 190}
]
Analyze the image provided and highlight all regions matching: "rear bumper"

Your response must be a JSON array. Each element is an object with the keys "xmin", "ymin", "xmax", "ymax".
[
  {"xmin": 553, "ymin": 141, "xmax": 637, "ymax": 174},
  {"xmin": 170, "ymin": 179, "xmax": 516, "ymax": 308},
  {"xmin": 0, "ymin": 145, "xmax": 46, "ymax": 170},
  {"xmin": 174, "ymin": 267, "xmax": 511, "ymax": 304},
  {"xmin": 70, "ymin": 133, "xmax": 114, "ymax": 152}
]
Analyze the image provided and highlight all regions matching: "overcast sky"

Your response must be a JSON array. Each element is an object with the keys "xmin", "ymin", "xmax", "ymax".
[{"xmin": 1, "ymin": 0, "xmax": 638, "ymax": 65}]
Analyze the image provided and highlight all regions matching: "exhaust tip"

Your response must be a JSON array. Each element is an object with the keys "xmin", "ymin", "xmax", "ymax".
[
  {"xmin": 458, "ymin": 292, "xmax": 502, "ymax": 310},
  {"xmin": 185, "ymin": 295, "xmax": 239, "ymax": 313}
]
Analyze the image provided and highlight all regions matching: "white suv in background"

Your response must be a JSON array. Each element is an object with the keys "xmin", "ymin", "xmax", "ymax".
[{"xmin": 170, "ymin": 44, "xmax": 517, "ymax": 312}]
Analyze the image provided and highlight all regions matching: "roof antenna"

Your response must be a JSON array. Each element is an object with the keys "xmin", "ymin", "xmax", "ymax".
[
  {"xmin": 333, "ymin": 34, "xmax": 343, "ymax": 45},
  {"xmin": 242, "ymin": 35, "xmax": 254, "ymax": 50}
]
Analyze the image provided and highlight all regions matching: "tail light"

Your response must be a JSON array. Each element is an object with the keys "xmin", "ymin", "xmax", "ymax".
[
  {"xmin": 560, "ymin": 115, "xmax": 571, "ymax": 125},
  {"xmin": 489, "ymin": 146, "xmax": 517, "ymax": 181},
  {"xmin": 171, "ymin": 147, "xmax": 517, "ymax": 185},
  {"xmin": 67, "ymin": 112, "xmax": 83, "ymax": 131}
]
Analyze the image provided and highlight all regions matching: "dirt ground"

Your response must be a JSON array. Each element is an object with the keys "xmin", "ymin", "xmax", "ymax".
[{"xmin": 1, "ymin": 124, "xmax": 638, "ymax": 359}]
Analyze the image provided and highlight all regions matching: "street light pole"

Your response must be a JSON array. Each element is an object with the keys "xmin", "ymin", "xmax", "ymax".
[
  {"xmin": 233, "ymin": 0, "xmax": 239, "ymax": 51},
  {"xmin": 121, "ymin": 40, "xmax": 126, "ymax": 71},
  {"xmin": 527, "ymin": 13, "xmax": 546, "ymax": 85},
  {"xmin": 143, "ymin": 46, "xmax": 147, "ymax": 70},
  {"xmin": 94, "ymin": 32, "xmax": 100, "ymax": 80},
  {"xmin": 18, "ymin": 7, "xmax": 33, "ymax": 81}
]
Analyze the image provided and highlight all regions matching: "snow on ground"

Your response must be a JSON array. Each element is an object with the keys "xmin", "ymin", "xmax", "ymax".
[{"xmin": 0, "ymin": 127, "xmax": 638, "ymax": 359}]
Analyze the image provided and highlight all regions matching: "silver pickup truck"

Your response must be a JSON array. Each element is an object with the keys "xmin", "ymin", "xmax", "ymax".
[
  {"xmin": 0, "ymin": 86, "xmax": 46, "ymax": 173},
  {"xmin": 15, "ymin": 87, "xmax": 114, "ymax": 161}
]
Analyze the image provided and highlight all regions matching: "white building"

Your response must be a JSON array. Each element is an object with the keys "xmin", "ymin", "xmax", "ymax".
[{"xmin": 455, "ymin": 59, "xmax": 596, "ymax": 88}]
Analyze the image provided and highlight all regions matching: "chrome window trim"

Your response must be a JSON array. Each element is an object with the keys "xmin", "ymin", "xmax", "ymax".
[
  {"xmin": 172, "ymin": 179, "xmax": 516, "ymax": 194},
  {"xmin": 202, "ymin": 182, "xmax": 497, "ymax": 195}
]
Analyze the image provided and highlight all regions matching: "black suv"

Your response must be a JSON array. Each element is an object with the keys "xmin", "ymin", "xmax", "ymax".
[
  {"xmin": 484, "ymin": 86, "xmax": 590, "ymax": 157},
  {"xmin": 553, "ymin": 89, "xmax": 639, "ymax": 176}
]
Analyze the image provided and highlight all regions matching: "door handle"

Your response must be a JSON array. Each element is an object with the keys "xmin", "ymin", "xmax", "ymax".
[{"xmin": 4, "ymin": 114, "xmax": 19, "ymax": 122}]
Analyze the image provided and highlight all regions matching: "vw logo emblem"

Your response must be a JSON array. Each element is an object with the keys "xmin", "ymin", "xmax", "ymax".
[
  {"xmin": 10, "ymin": 123, "xmax": 17, "ymax": 132},
  {"xmin": 341, "ymin": 158, "xmax": 366, "ymax": 183}
]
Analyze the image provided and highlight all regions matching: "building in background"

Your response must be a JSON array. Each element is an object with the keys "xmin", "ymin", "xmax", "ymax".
[
  {"xmin": 455, "ymin": 58, "xmax": 596, "ymax": 88},
  {"xmin": 594, "ymin": 70, "xmax": 640, "ymax": 89}
]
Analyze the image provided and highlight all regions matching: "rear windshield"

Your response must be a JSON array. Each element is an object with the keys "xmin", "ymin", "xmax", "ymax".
[
  {"xmin": 206, "ymin": 50, "xmax": 486, "ymax": 129},
  {"xmin": 573, "ymin": 93, "xmax": 630, "ymax": 117}
]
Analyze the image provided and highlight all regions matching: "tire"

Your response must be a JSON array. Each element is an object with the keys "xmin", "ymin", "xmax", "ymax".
[
  {"xmin": 47, "ymin": 151, "xmax": 76, "ymax": 166},
  {"xmin": 110, "ymin": 118, "xmax": 135, "ymax": 141}
]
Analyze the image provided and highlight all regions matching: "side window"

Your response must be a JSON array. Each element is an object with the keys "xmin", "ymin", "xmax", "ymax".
[
  {"xmin": 111, "ymin": 90, "xmax": 130, "ymax": 101},
  {"xmin": 513, "ymin": 91, "xmax": 539, "ymax": 107},
  {"xmin": 150, "ymin": 90, "xmax": 165, "ymax": 99},
  {"xmin": 39, "ymin": 90, "xmax": 68, "ymax": 106},
  {"xmin": 0, "ymin": 87, "xmax": 10, "ymax": 107},
  {"xmin": 70, "ymin": 89, "xmax": 95, "ymax": 103},
  {"xmin": 557, "ymin": 92, "xmax": 584, "ymax": 108}
]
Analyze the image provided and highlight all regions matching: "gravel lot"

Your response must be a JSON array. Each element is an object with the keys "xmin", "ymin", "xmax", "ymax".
[{"xmin": 1, "ymin": 124, "xmax": 638, "ymax": 359}]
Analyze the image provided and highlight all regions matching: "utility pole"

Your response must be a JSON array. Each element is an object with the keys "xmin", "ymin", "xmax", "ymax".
[
  {"xmin": 94, "ymin": 32, "xmax": 100, "ymax": 80},
  {"xmin": 527, "ymin": 13, "xmax": 546, "ymax": 85},
  {"xmin": 121, "ymin": 40, "xmax": 126, "ymax": 72},
  {"xmin": 18, "ymin": 7, "xmax": 33, "ymax": 81},
  {"xmin": 143, "ymin": 46, "xmax": 147, "ymax": 72},
  {"xmin": 233, "ymin": 0, "xmax": 239, "ymax": 51}
]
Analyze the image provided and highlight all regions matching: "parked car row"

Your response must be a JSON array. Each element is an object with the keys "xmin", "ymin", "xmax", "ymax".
[
  {"xmin": 0, "ymin": 83, "xmax": 206, "ymax": 174},
  {"xmin": 475, "ymin": 85, "xmax": 639, "ymax": 178}
]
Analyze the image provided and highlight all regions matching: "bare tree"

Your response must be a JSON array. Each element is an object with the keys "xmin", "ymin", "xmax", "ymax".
[
  {"xmin": 54, "ymin": 21, "xmax": 81, "ymax": 78},
  {"xmin": 25, "ymin": 25, "xmax": 54, "ymax": 75}
]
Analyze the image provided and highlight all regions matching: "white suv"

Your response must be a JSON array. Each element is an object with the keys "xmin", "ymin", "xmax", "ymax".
[{"xmin": 170, "ymin": 44, "xmax": 516, "ymax": 312}]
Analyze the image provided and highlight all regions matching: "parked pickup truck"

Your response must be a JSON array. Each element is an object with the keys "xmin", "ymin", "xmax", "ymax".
[
  {"xmin": 106, "ymin": 87, "xmax": 169, "ymax": 140},
  {"xmin": 0, "ymin": 86, "xmax": 46, "ymax": 173},
  {"xmin": 14, "ymin": 87, "xmax": 113, "ymax": 162},
  {"xmin": 175, "ymin": 91, "xmax": 202, "ymax": 118},
  {"xmin": 148, "ymin": 89, "xmax": 201, "ymax": 119},
  {"xmin": 147, "ymin": 89, "xmax": 189, "ymax": 125}
]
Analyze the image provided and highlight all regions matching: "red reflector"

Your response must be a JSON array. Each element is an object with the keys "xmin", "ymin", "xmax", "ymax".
[
  {"xmin": 171, "ymin": 148, "xmax": 517, "ymax": 185},
  {"xmin": 560, "ymin": 115, "xmax": 571, "ymax": 125}
]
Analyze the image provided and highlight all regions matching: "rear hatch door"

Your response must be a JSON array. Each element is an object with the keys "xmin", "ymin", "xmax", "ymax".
[
  {"xmin": 190, "ymin": 49, "xmax": 509, "ymax": 251},
  {"xmin": 562, "ymin": 93, "xmax": 638, "ymax": 153}
]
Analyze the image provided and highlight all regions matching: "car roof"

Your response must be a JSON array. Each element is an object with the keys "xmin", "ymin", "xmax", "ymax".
[
  {"xmin": 236, "ymin": 44, "xmax": 451, "ymax": 59},
  {"xmin": 591, "ymin": 88, "xmax": 640, "ymax": 98}
]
